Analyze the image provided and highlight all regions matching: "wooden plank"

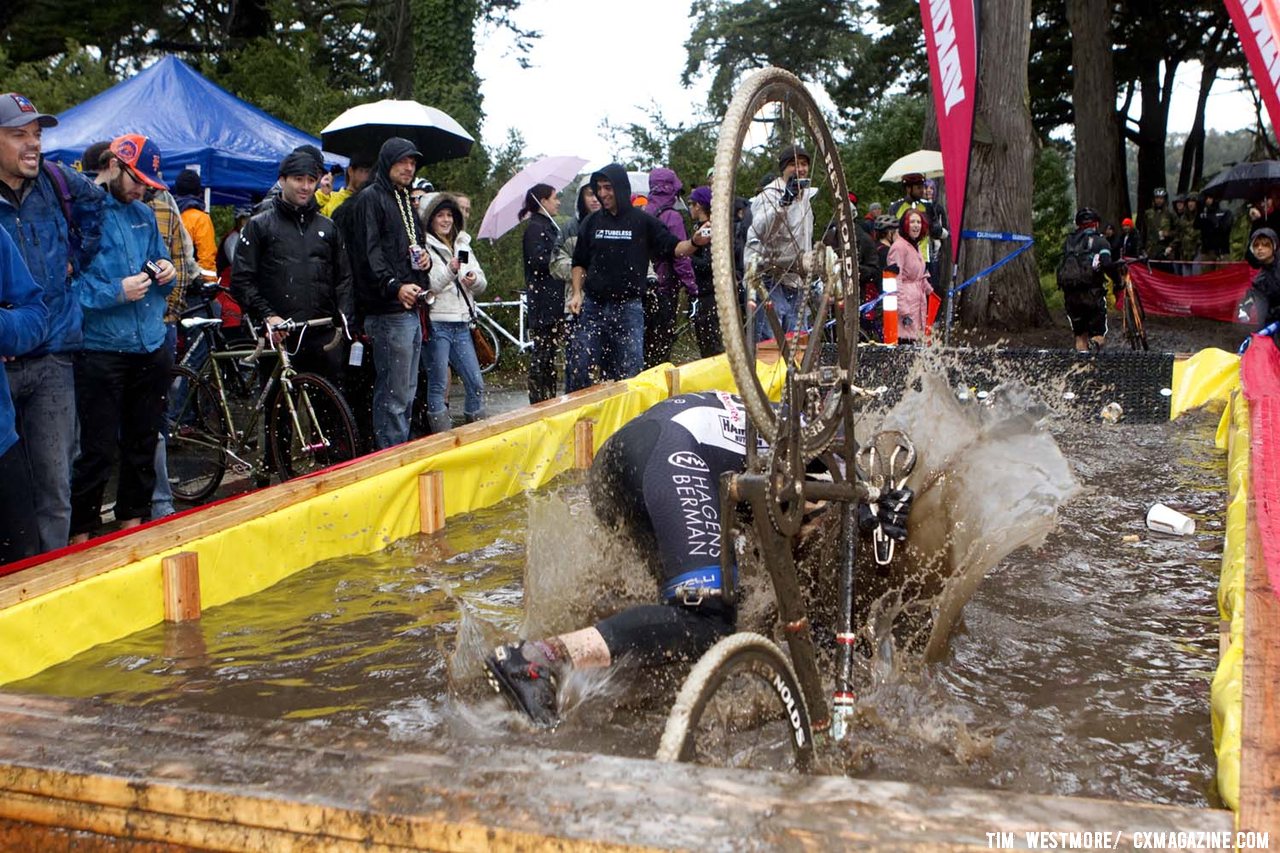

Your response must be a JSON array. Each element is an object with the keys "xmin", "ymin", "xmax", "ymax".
[
  {"xmin": 0, "ymin": 694, "xmax": 1232, "ymax": 852},
  {"xmin": 573, "ymin": 419, "xmax": 595, "ymax": 469},
  {"xmin": 161, "ymin": 552, "xmax": 200, "ymax": 623},
  {"xmin": 1239, "ymin": 510, "xmax": 1280, "ymax": 836},
  {"xmin": 666, "ymin": 367, "xmax": 681, "ymax": 396},
  {"xmin": 418, "ymin": 471, "xmax": 445, "ymax": 535},
  {"xmin": 0, "ymin": 382, "xmax": 629, "ymax": 611}
]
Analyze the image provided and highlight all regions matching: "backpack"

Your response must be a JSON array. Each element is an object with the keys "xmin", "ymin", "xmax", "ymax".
[{"xmin": 1057, "ymin": 230, "xmax": 1098, "ymax": 291}]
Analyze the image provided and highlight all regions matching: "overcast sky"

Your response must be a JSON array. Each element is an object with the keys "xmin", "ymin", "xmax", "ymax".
[{"xmin": 475, "ymin": 0, "xmax": 1258, "ymax": 170}]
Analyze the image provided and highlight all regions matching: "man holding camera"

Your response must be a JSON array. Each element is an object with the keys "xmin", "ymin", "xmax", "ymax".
[
  {"xmin": 231, "ymin": 148, "xmax": 353, "ymax": 388},
  {"xmin": 347, "ymin": 137, "xmax": 431, "ymax": 449},
  {"xmin": 744, "ymin": 145, "xmax": 817, "ymax": 341},
  {"xmin": 69, "ymin": 134, "xmax": 176, "ymax": 543}
]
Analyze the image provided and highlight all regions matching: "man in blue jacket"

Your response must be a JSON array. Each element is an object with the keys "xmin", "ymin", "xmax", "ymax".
[
  {"xmin": 0, "ymin": 224, "xmax": 50, "ymax": 563},
  {"xmin": 0, "ymin": 93, "xmax": 104, "ymax": 552},
  {"xmin": 69, "ymin": 134, "xmax": 176, "ymax": 543}
]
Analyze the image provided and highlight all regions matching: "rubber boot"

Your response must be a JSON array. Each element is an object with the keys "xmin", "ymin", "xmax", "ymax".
[
  {"xmin": 426, "ymin": 409, "xmax": 452, "ymax": 434},
  {"xmin": 464, "ymin": 408, "xmax": 489, "ymax": 424}
]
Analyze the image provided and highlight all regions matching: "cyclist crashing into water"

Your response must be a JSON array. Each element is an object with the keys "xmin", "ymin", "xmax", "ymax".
[{"xmin": 483, "ymin": 391, "xmax": 913, "ymax": 728}]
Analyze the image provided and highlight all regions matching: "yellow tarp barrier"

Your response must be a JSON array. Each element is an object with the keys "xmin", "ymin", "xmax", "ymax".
[
  {"xmin": 1170, "ymin": 348, "xmax": 1240, "ymax": 420},
  {"xmin": 0, "ymin": 356, "xmax": 779, "ymax": 686}
]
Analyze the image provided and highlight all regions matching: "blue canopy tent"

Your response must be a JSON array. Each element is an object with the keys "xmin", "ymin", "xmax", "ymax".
[{"xmin": 42, "ymin": 55, "xmax": 344, "ymax": 206}]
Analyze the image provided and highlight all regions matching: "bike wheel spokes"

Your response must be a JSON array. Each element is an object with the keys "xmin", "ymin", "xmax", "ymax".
[
  {"xmin": 268, "ymin": 374, "xmax": 359, "ymax": 480},
  {"xmin": 657, "ymin": 632, "xmax": 813, "ymax": 773},
  {"xmin": 166, "ymin": 366, "xmax": 229, "ymax": 503},
  {"xmin": 711, "ymin": 67, "xmax": 858, "ymax": 453}
]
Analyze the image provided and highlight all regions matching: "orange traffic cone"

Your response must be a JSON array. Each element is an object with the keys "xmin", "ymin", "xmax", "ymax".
[{"xmin": 882, "ymin": 269, "xmax": 899, "ymax": 346}]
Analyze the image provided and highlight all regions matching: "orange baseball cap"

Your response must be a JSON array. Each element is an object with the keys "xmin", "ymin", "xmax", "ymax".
[{"xmin": 109, "ymin": 134, "xmax": 168, "ymax": 190}]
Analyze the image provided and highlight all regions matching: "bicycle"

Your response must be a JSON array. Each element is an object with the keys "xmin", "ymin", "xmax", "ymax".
[
  {"xmin": 1117, "ymin": 266, "xmax": 1149, "ymax": 351},
  {"xmin": 651, "ymin": 67, "xmax": 914, "ymax": 772},
  {"xmin": 164, "ymin": 312, "xmax": 359, "ymax": 504},
  {"xmin": 472, "ymin": 292, "xmax": 534, "ymax": 372}
]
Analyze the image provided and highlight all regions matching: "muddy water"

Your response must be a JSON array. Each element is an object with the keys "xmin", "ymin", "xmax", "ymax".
[{"xmin": 8, "ymin": 372, "xmax": 1226, "ymax": 808}]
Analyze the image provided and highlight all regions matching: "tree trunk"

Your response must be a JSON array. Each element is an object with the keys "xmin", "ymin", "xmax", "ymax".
[
  {"xmin": 1131, "ymin": 62, "xmax": 1177, "ymax": 212},
  {"xmin": 1179, "ymin": 26, "xmax": 1226, "ymax": 192},
  {"xmin": 1066, "ymin": 0, "xmax": 1123, "ymax": 229},
  {"xmin": 957, "ymin": 0, "xmax": 1051, "ymax": 329}
]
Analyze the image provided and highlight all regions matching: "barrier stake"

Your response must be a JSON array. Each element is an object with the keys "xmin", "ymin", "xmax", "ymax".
[
  {"xmin": 574, "ymin": 420, "xmax": 596, "ymax": 469},
  {"xmin": 161, "ymin": 552, "xmax": 201, "ymax": 623},
  {"xmin": 666, "ymin": 368, "xmax": 681, "ymax": 397},
  {"xmin": 419, "ymin": 470, "xmax": 446, "ymax": 534},
  {"xmin": 881, "ymin": 269, "xmax": 899, "ymax": 346}
]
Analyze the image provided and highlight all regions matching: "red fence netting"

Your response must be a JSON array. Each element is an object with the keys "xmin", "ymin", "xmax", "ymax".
[
  {"xmin": 1240, "ymin": 333, "xmax": 1280, "ymax": 599},
  {"xmin": 1126, "ymin": 262, "xmax": 1254, "ymax": 323}
]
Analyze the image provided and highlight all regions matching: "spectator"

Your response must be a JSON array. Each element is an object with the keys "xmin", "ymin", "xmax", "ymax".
[
  {"xmin": 454, "ymin": 194, "xmax": 473, "ymax": 224},
  {"xmin": 566, "ymin": 164, "xmax": 706, "ymax": 392},
  {"xmin": 1114, "ymin": 217, "xmax": 1143, "ymax": 260},
  {"xmin": 173, "ymin": 169, "xmax": 217, "ymax": 283},
  {"xmin": 643, "ymin": 167, "xmax": 697, "ymax": 368},
  {"xmin": 745, "ymin": 145, "xmax": 816, "ymax": 341},
  {"xmin": 686, "ymin": 185, "xmax": 723, "ymax": 358},
  {"xmin": 862, "ymin": 201, "xmax": 882, "ymax": 234},
  {"xmin": 410, "ymin": 177, "xmax": 435, "ymax": 228},
  {"xmin": 1056, "ymin": 206, "xmax": 1113, "ymax": 353},
  {"xmin": 1243, "ymin": 228, "xmax": 1280, "ymax": 330},
  {"xmin": 890, "ymin": 173, "xmax": 948, "ymax": 290},
  {"xmin": 347, "ymin": 137, "xmax": 430, "ymax": 449},
  {"xmin": 230, "ymin": 148, "xmax": 353, "ymax": 387},
  {"xmin": 0, "ymin": 92, "xmax": 103, "ymax": 553},
  {"xmin": 1179, "ymin": 193, "xmax": 1202, "ymax": 275},
  {"xmin": 550, "ymin": 183, "xmax": 599, "ymax": 284},
  {"xmin": 315, "ymin": 165, "xmax": 340, "ymax": 210},
  {"xmin": 321, "ymin": 153, "xmax": 374, "ymax": 217},
  {"xmin": 421, "ymin": 193, "xmax": 487, "ymax": 430},
  {"xmin": 1198, "ymin": 192, "xmax": 1233, "ymax": 268},
  {"xmin": 70, "ymin": 134, "xmax": 177, "ymax": 543},
  {"xmin": 1141, "ymin": 188, "xmax": 1176, "ymax": 270},
  {"xmin": 0, "ymin": 224, "xmax": 50, "ymax": 562},
  {"xmin": 521, "ymin": 182, "xmax": 563, "ymax": 403},
  {"xmin": 864, "ymin": 213, "xmax": 899, "ymax": 341},
  {"xmin": 886, "ymin": 208, "xmax": 932, "ymax": 344},
  {"xmin": 216, "ymin": 205, "xmax": 252, "ymax": 276}
]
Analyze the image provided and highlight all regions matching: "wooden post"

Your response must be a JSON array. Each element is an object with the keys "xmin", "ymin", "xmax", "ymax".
[
  {"xmin": 666, "ymin": 368, "xmax": 681, "ymax": 397},
  {"xmin": 574, "ymin": 420, "xmax": 595, "ymax": 469},
  {"xmin": 419, "ymin": 471, "xmax": 445, "ymax": 534},
  {"xmin": 161, "ymin": 552, "xmax": 201, "ymax": 623}
]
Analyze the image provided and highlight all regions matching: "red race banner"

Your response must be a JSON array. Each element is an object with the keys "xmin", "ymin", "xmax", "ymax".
[
  {"xmin": 1239, "ymin": 332, "xmax": 1280, "ymax": 599},
  {"xmin": 919, "ymin": 0, "xmax": 979, "ymax": 263},
  {"xmin": 1224, "ymin": 0, "xmax": 1280, "ymax": 136},
  {"xmin": 1126, "ymin": 262, "xmax": 1254, "ymax": 323}
]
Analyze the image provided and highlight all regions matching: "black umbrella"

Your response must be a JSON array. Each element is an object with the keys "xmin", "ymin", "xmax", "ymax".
[
  {"xmin": 1200, "ymin": 160, "xmax": 1280, "ymax": 201},
  {"xmin": 321, "ymin": 99, "xmax": 474, "ymax": 165}
]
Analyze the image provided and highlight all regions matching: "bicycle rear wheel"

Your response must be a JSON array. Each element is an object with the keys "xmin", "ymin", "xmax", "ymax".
[
  {"xmin": 268, "ymin": 373, "xmax": 359, "ymax": 480},
  {"xmin": 477, "ymin": 321, "xmax": 501, "ymax": 374},
  {"xmin": 656, "ymin": 632, "xmax": 814, "ymax": 772},
  {"xmin": 166, "ymin": 366, "xmax": 229, "ymax": 503},
  {"xmin": 1124, "ymin": 287, "xmax": 1148, "ymax": 351},
  {"xmin": 711, "ymin": 66, "xmax": 858, "ymax": 452}
]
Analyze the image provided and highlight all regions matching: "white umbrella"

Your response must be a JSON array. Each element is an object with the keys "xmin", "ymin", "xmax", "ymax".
[
  {"xmin": 321, "ymin": 100, "xmax": 474, "ymax": 165},
  {"xmin": 879, "ymin": 149, "xmax": 945, "ymax": 183}
]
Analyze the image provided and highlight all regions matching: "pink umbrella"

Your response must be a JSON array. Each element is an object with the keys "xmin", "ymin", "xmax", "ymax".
[{"xmin": 477, "ymin": 155, "xmax": 588, "ymax": 241}]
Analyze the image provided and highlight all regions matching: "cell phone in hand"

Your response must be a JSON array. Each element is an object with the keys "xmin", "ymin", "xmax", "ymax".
[
  {"xmin": 141, "ymin": 260, "xmax": 162, "ymax": 281},
  {"xmin": 457, "ymin": 249, "xmax": 470, "ymax": 264}
]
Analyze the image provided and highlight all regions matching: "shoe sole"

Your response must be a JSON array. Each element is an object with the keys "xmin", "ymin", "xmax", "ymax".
[{"xmin": 483, "ymin": 656, "xmax": 559, "ymax": 729}]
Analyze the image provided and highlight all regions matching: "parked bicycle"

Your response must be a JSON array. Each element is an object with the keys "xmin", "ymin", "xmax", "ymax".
[
  {"xmin": 1117, "ymin": 265, "xmax": 1149, "ymax": 351},
  {"xmin": 472, "ymin": 292, "xmax": 534, "ymax": 372},
  {"xmin": 165, "ymin": 309, "xmax": 359, "ymax": 504}
]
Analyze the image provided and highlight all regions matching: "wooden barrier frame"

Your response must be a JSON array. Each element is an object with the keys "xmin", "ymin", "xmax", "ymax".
[
  {"xmin": 0, "ymin": 382, "xmax": 628, "ymax": 611},
  {"xmin": 1240, "ymin": 510, "xmax": 1280, "ymax": 835}
]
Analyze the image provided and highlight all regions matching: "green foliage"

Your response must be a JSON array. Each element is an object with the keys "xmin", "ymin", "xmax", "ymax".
[
  {"xmin": 600, "ymin": 104, "xmax": 718, "ymax": 190},
  {"xmin": 838, "ymin": 94, "xmax": 927, "ymax": 212},
  {"xmin": 413, "ymin": 0, "xmax": 490, "ymax": 194},
  {"xmin": 0, "ymin": 42, "xmax": 115, "ymax": 114},
  {"xmin": 1033, "ymin": 143, "xmax": 1073, "ymax": 277}
]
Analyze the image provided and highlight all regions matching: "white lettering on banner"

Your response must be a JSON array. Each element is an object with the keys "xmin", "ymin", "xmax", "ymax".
[
  {"xmin": 597, "ymin": 229, "xmax": 633, "ymax": 240},
  {"xmin": 1243, "ymin": 0, "xmax": 1280, "ymax": 93},
  {"xmin": 928, "ymin": 0, "xmax": 967, "ymax": 113}
]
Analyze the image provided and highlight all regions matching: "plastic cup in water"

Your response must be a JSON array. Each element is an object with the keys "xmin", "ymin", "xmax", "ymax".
[{"xmin": 1146, "ymin": 503, "xmax": 1195, "ymax": 535}]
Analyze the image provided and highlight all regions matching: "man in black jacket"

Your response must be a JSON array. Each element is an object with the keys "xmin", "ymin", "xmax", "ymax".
[
  {"xmin": 231, "ymin": 149, "xmax": 353, "ymax": 385},
  {"xmin": 346, "ymin": 137, "xmax": 430, "ymax": 449},
  {"xmin": 565, "ymin": 163, "xmax": 706, "ymax": 392}
]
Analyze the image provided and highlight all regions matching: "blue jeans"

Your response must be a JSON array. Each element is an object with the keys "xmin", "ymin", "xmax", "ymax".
[
  {"xmin": 5, "ymin": 352, "xmax": 77, "ymax": 550},
  {"xmin": 753, "ymin": 278, "xmax": 804, "ymax": 342},
  {"xmin": 366, "ymin": 311, "xmax": 422, "ymax": 449},
  {"xmin": 152, "ymin": 323, "xmax": 179, "ymax": 519},
  {"xmin": 566, "ymin": 297, "xmax": 644, "ymax": 392},
  {"xmin": 425, "ymin": 320, "xmax": 486, "ymax": 419}
]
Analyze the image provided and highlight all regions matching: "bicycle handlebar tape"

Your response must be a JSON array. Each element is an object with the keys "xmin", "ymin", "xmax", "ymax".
[{"xmin": 881, "ymin": 269, "xmax": 899, "ymax": 347}]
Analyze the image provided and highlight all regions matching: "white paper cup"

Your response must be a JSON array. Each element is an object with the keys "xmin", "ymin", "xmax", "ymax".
[{"xmin": 1146, "ymin": 503, "xmax": 1195, "ymax": 536}]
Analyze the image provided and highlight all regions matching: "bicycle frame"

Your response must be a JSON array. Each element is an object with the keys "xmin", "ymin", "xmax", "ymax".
[{"xmin": 474, "ymin": 292, "xmax": 534, "ymax": 353}]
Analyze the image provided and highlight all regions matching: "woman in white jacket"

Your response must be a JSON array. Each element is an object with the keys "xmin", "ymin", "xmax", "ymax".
[{"xmin": 422, "ymin": 193, "xmax": 488, "ymax": 431}]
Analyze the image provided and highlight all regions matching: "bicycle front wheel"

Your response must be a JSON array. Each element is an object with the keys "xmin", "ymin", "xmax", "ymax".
[
  {"xmin": 711, "ymin": 66, "xmax": 859, "ymax": 452},
  {"xmin": 656, "ymin": 632, "xmax": 814, "ymax": 773},
  {"xmin": 166, "ymin": 366, "xmax": 229, "ymax": 503},
  {"xmin": 268, "ymin": 373, "xmax": 359, "ymax": 480}
]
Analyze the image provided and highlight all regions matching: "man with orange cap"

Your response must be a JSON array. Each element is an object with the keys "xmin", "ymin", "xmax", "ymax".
[{"xmin": 69, "ymin": 134, "xmax": 177, "ymax": 543}]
